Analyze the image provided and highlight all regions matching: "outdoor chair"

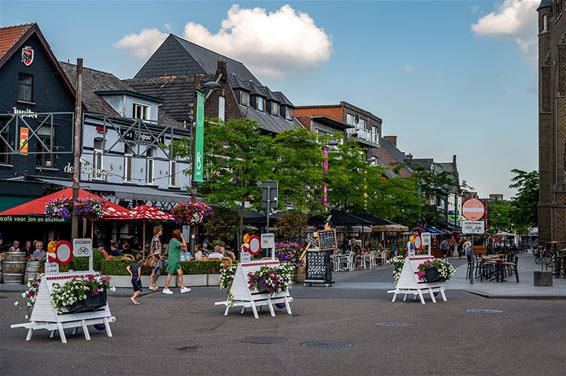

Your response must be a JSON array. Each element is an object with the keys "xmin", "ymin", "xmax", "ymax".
[
  {"xmin": 221, "ymin": 257, "xmax": 232, "ymax": 267},
  {"xmin": 502, "ymin": 254, "xmax": 519, "ymax": 282},
  {"xmin": 378, "ymin": 250, "xmax": 388, "ymax": 266},
  {"xmin": 354, "ymin": 253, "xmax": 370, "ymax": 270},
  {"xmin": 368, "ymin": 251, "xmax": 377, "ymax": 269},
  {"xmin": 339, "ymin": 252, "xmax": 355, "ymax": 271}
]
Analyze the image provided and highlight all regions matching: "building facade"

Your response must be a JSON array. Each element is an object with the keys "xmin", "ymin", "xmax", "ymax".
[{"xmin": 537, "ymin": 0, "xmax": 566, "ymax": 242}]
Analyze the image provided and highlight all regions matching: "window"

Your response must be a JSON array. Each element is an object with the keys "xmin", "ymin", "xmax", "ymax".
[
  {"xmin": 18, "ymin": 74, "xmax": 33, "ymax": 102},
  {"xmin": 358, "ymin": 118, "xmax": 365, "ymax": 129},
  {"xmin": 257, "ymin": 97, "xmax": 264, "ymax": 112},
  {"xmin": 218, "ymin": 96, "xmax": 225, "ymax": 122},
  {"xmin": 346, "ymin": 113, "xmax": 356, "ymax": 126},
  {"xmin": 285, "ymin": 106, "xmax": 293, "ymax": 120},
  {"xmin": 169, "ymin": 160, "xmax": 177, "ymax": 186},
  {"xmin": 239, "ymin": 91, "xmax": 250, "ymax": 107},
  {"xmin": 146, "ymin": 148, "xmax": 155, "ymax": 184},
  {"xmin": 270, "ymin": 102, "xmax": 279, "ymax": 116},
  {"xmin": 0, "ymin": 120, "xmax": 10, "ymax": 164},
  {"xmin": 543, "ymin": 15, "xmax": 548, "ymax": 32},
  {"xmin": 132, "ymin": 103, "xmax": 148, "ymax": 120},
  {"xmin": 93, "ymin": 138, "xmax": 104, "ymax": 180},
  {"xmin": 371, "ymin": 126, "xmax": 379, "ymax": 144},
  {"xmin": 124, "ymin": 144, "xmax": 133, "ymax": 182},
  {"xmin": 36, "ymin": 126, "xmax": 53, "ymax": 168}
]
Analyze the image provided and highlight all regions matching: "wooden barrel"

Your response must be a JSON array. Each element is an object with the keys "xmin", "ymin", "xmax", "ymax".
[
  {"xmin": 2, "ymin": 252, "xmax": 27, "ymax": 284},
  {"xmin": 0, "ymin": 261, "xmax": 3, "ymax": 283},
  {"xmin": 24, "ymin": 261, "xmax": 41, "ymax": 283}
]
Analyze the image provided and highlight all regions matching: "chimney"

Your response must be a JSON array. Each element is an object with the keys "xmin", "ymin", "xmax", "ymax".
[
  {"xmin": 217, "ymin": 59, "xmax": 227, "ymax": 77},
  {"xmin": 406, "ymin": 153, "xmax": 413, "ymax": 160},
  {"xmin": 453, "ymin": 154, "xmax": 457, "ymax": 166},
  {"xmin": 383, "ymin": 135, "xmax": 397, "ymax": 147}
]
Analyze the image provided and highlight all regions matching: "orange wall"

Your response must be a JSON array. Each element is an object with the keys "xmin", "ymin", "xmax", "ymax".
[{"xmin": 294, "ymin": 106, "xmax": 344, "ymax": 122}]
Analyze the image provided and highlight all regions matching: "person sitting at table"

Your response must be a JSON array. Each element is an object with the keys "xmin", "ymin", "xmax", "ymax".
[
  {"xmin": 207, "ymin": 246, "xmax": 224, "ymax": 259},
  {"xmin": 122, "ymin": 242, "xmax": 132, "ymax": 255},
  {"xmin": 30, "ymin": 241, "xmax": 46, "ymax": 261},
  {"xmin": 9, "ymin": 240, "xmax": 21, "ymax": 253},
  {"xmin": 221, "ymin": 246, "xmax": 236, "ymax": 261},
  {"xmin": 110, "ymin": 241, "xmax": 123, "ymax": 257},
  {"xmin": 194, "ymin": 244, "xmax": 203, "ymax": 260},
  {"xmin": 23, "ymin": 240, "xmax": 33, "ymax": 258}
]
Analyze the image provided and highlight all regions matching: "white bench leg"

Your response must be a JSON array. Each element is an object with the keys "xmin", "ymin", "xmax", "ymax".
[
  {"xmin": 267, "ymin": 298, "xmax": 275, "ymax": 317},
  {"xmin": 224, "ymin": 305, "xmax": 230, "ymax": 316},
  {"xmin": 72, "ymin": 327, "xmax": 78, "ymax": 336},
  {"xmin": 440, "ymin": 286, "xmax": 447, "ymax": 301},
  {"xmin": 57, "ymin": 322, "xmax": 67, "ymax": 344},
  {"xmin": 417, "ymin": 289, "xmax": 425, "ymax": 305},
  {"xmin": 429, "ymin": 288, "xmax": 436, "ymax": 303},
  {"xmin": 103, "ymin": 317, "xmax": 113, "ymax": 338},
  {"xmin": 240, "ymin": 306, "xmax": 246, "ymax": 314},
  {"xmin": 81, "ymin": 320, "xmax": 91, "ymax": 341},
  {"xmin": 284, "ymin": 295, "xmax": 292, "ymax": 315},
  {"xmin": 49, "ymin": 330, "xmax": 55, "ymax": 339},
  {"xmin": 391, "ymin": 289, "xmax": 398, "ymax": 302},
  {"xmin": 26, "ymin": 327, "xmax": 33, "ymax": 341},
  {"xmin": 251, "ymin": 302, "xmax": 259, "ymax": 319}
]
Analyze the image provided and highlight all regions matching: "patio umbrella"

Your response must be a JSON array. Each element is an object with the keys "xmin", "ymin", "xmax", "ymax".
[
  {"xmin": 127, "ymin": 205, "xmax": 174, "ymax": 257},
  {"xmin": 0, "ymin": 187, "xmax": 130, "ymax": 219}
]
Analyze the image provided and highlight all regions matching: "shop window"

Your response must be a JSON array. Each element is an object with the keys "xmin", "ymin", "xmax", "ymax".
[{"xmin": 18, "ymin": 74, "xmax": 33, "ymax": 102}]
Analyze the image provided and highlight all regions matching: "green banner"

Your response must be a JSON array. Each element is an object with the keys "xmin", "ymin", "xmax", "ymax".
[{"xmin": 194, "ymin": 90, "xmax": 205, "ymax": 183}]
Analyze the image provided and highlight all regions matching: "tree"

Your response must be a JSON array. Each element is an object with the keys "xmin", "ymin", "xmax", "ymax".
[
  {"xmin": 486, "ymin": 200, "xmax": 515, "ymax": 234},
  {"xmin": 204, "ymin": 207, "xmax": 240, "ymax": 247},
  {"xmin": 273, "ymin": 128, "xmax": 328, "ymax": 214},
  {"xmin": 368, "ymin": 175, "xmax": 422, "ymax": 228},
  {"xmin": 412, "ymin": 167, "xmax": 460, "ymax": 226},
  {"xmin": 509, "ymin": 169, "xmax": 539, "ymax": 234},
  {"xmin": 275, "ymin": 210, "xmax": 308, "ymax": 240}
]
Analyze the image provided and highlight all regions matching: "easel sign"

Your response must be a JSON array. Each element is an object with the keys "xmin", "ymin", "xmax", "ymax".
[
  {"xmin": 214, "ymin": 260, "xmax": 293, "ymax": 319},
  {"xmin": 318, "ymin": 229, "xmax": 337, "ymax": 251},
  {"xmin": 387, "ymin": 255, "xmax": 447, "ymax": 305}
]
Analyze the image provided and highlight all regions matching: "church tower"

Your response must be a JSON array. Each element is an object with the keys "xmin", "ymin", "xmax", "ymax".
[{"xmin": 538, "ymin": 0, "xmax": 566, "ymax": 242}]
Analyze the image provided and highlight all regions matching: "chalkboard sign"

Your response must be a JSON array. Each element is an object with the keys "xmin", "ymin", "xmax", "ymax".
[
  {"xmin": 318, "ymin": 229, "xmax": 337, "ymax": 251},
  {"xmin": 305, "ymin": 250, "xmax": 332, "ymax": 285}
]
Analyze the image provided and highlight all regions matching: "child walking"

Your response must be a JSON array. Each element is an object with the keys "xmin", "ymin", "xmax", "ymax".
[{"xmin": 127, "ymin": 254, "xmax": 143, "ymax": 305}]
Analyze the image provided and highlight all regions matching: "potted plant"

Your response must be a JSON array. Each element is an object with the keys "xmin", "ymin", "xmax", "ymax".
[
  {"xmin": 387, "ymin": 255, "xmax": 406, "ymax": 282},
  {"xmin": 50, "ymin": 275, "xmax": 111, "ymax": 314},
  {"xmin": 416, "ymin": 259, "xmax": 455, "ymax": 282},
  {"xmin": 247, "ymin": 264, "xmax": 294, "ymax": 295},
  {"xmin": 14, "ymin": 276, "xmax": 42, "ymax": 320}
]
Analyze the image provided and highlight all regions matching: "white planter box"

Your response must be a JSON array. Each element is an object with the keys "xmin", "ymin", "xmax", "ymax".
[
  {"xmin": 177, "ymin": 274, "xmax": 207, "ymax": 287},
  {"xmin": 207, "ymin": 274, "xmax": 220, "ymax": 286}
]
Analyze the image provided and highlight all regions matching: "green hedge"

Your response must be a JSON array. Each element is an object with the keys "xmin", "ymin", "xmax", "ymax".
[
  {"xmin": 59, "ymin": 249, "xmax": 105, "ymax": 272},
  {"xmin": 98, "ymin": 259, "xmax": 223, "ymax": 276}
]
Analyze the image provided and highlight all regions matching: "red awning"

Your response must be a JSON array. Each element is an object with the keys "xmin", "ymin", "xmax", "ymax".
[
  {"xmin": 0, "ymin": 188, "xmax": 130, "ymax": 219},
  {"xmin": 128, "ymin": 205, "xmax": 174, "ymax": 221}
]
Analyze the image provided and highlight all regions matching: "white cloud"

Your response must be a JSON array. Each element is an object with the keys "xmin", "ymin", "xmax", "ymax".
[
  {"xmin": 402, "ymin": 64, "xmax": 415, "ymax": 73},
  {"xmin": 471, "ymin": 0, "xmax": 538, "ymax": 67},
  {"xmin": 183, "ymin": 4, "xmax": 332, "ymax": 76},
  {"xmin": 114, "ymin": 28, "xmax": 168, "ymax": 59}
]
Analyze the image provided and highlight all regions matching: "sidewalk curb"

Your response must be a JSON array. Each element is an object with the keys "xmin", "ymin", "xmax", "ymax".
[{"xmin": 466, "ymin": 290, "xmax": 566, "ymax": 300}]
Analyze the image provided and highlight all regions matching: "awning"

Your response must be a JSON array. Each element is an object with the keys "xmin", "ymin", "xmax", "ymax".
[{"xmin": 38, "ymin": 178, "xmax": 189, "ymax": 203}]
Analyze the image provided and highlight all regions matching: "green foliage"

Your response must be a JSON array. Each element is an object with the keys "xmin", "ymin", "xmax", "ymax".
[
  {"xmin": 509, "ymin": 169, "xmax": 539, "ymax": 234},
  {"xmin": 412, "ymin": 167, "xmax": 460, "ymax": 226},
  {"xmin": 368, "ymin": 176, "xmax": 422, "ymax": 228},
  {"xmin": 273, "ymin": 128, "xmax": 329, "ymax": 213},
  {"xmin": 180, "ymin": 260, "xmax": 222, "ymax": 275},
  {"xmin": 99, "ymin": 259, "xmax": 223, "ymax": 275},
  {"xmin": 276, "ymin": 210, "xmax": 308, "ymax": 240},
  {"xmin": 100, "ymin": 258, "xmax": 134, "ymax": 276},
  {"xmin": 486, "ymin": 200, "xmax": 515, "ymax": 233},
  {"xmin": 204, "ymin": 207, "xmax": 240, "ymax": 245},
  {"xmin": 60, "ymin": 249, "xmax": 104, "ymax": 272}
]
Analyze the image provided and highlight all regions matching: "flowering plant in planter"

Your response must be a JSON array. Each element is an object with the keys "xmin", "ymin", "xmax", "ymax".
[
  {"xmin": 387, "ymin": 255, "xmax": 406, "ymax": 282},
  {"xmin": 14, "ymin": 276, "xmax": 42, "ymax": 320},
  {"xmin": 275, "ymin": 242, "xmax": 303, "ymax": 268},
  {"xmin": 172, "ymin": 202, "xmax": 214, "ymax": 225},
  {"xmin": 44, "ymin": 197, "xmax": 105, "ymax": 220},
  {"xmin": 50, "ymin": 275, "xmax": 112, "ymax": 314},
  {"xmin": 73, "ymin": 198, "xmax": 105, "ymax": 220},
  {"xmin": 219, "ymin": 265, "xmax": 237, "ymax": 290},
  {"xmin": 247, "ymin": 264, "xmax": 293, "ymax": 295},
  {"xmin": 45, "ymin": 197, "xmax": 74, "ymax": 220},
  {"xmin": 416, "ymin": 259, "xmax": 455, "ymax": 281}
]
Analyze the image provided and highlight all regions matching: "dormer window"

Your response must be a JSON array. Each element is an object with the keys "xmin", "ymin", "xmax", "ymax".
[
  {"xmin": 257, "ymin": 97, "xmax": 265, "ymax": 112},
  {"xmin": 239, "ymin": 91, "xmax": 250, "ymax": 107},
  {"xmin": 285, "ymin": 107, "xmax": 293, "ymax": 121},
  {"xmin": 133, "ymin": 103, "xmax": 148, "ymax": 120},
  {"xmin": 270, "ymin": 102, "xmax": 279, "ymax": 116}
]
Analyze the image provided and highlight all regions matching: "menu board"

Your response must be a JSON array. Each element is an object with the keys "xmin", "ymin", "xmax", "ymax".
[
  {"xmin": 318, "ymin": 229, "xmax": 337, "ymax": 251},
  {"xmin": 306, "ymin": 250, "xmax": 330, "ymax": 282}
]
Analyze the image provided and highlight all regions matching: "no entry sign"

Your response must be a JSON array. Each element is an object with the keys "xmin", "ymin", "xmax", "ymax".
[{"xmin": 462, "ymin": 199, "xmax": 485, "ymax": 221}]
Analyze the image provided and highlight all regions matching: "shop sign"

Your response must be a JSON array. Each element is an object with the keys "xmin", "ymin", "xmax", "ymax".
[
  {"xmin": 19, "ymin": 127, "xmax": 29, "ymax": 155},
  {"xmin": 194, "ymin": 90, "xmax": 205, "ymax": 183},
  {"xmin": 21, "ymin": 46, "xmax": 34, "ymax": 66},
  {"xmin": 0, "ymin": 215, "xmax": 66, "ymax": 223},
  {"xmin": 119, "ymin": 129, "xmax": 164, "ymax": 144},
  {"xmin": 64, "ymin": 162, "xmax": 112, "ymax": 177},
  {"xmin": 12, "ymin": 107, "xmax": 38, "ymax": 118}
]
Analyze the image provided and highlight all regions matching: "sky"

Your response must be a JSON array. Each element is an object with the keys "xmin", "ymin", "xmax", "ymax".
[{"xmin": 0, "ymin": 0, "xmax": 540, "ymax": 198}]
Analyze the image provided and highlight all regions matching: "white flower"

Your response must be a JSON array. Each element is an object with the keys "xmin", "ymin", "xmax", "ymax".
[
  {"xmin": 25, "ymin": 315, "xmax": 29, "ymax": 319},
  {"xmin": 21, "ymin": 292, "xmax": 26, "ymax": 298},
  {"xmin": 14, "ymin": 301, "xmax": 19, "ymax": 306},
  {"xmin": 27, "ymin": 302, "xmax": 31, "ymax": 307}
]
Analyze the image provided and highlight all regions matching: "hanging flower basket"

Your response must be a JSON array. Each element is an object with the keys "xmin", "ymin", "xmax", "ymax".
[
  {"xmin": 171, "ymin": 202, "xmax": 214, "ymax": 225},
  {"xmin": 44, "ymin": 197, "xmax": 105, "ymax": 221}
]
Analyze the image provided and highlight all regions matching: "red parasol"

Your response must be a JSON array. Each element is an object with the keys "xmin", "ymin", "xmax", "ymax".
[{"xmin": 0, "ymin": 187, "xmax": 130, "ymax": 219}]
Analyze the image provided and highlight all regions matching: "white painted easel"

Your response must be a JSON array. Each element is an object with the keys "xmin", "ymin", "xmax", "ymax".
[
  {"xmin": 387, "ymin": 255, "xmax": 447, "ymax": 304},
  {"xmin": 215, "ymin": 260, "xmax": 293, "ymax": 319}
]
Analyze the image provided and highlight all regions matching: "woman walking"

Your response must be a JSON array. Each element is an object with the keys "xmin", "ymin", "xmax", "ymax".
[
  {"xmin": 149, "ymin": 226, "xmax": 164, "ymax": 291},
  {"xmin": 162, "ymin": 229, "xmax": 191, "ymax": 295}
]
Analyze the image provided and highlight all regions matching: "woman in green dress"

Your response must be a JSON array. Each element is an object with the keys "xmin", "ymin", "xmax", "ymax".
[{"xmin": 162, "ymin": 229, "xmax": 191, "ymax": 294}]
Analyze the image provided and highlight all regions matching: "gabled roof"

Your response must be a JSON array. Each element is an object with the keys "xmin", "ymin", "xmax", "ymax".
[
  {"xmin": 380, "ymin": 137, "xmax": 407, "ymax": 165},
  {"xmin": 538, "ymin": 0, "xmax": 551, "ymax": 11},
  {"xmin": 60, "ymin": 62, "xmax": 182, "ymax": 129},
  {"xmin": 0, "ymin": 23, "xmax": 75, "ymax": 97},
  {"xmin": 0, "ymin": 23, "xmax": 33, "ymax": 64}
]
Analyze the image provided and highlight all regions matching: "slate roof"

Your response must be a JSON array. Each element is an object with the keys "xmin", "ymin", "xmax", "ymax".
[
  {"xmin": 125, "ymin": 75, "xmax": 213, "ymax": 123},
  {"xmin": 273, "ymin": 92, "xmax": 293, "ymax": 107},
  {"xmin": 239, "ymin": 105, "xmax": 299, "ymax": 134},
  {"xmin": 538, "ymin": 0, "xmax": 551, "ymax": 10},
  {"xmin": 0, "ymin": 23, "xmax": 33, "ymax": 63},
  {"xmin": 380, "ymin": 137, "xmax": 406, "ymax": 165},
  {"xmin": 60, "ymin": 62, "xmax": 183, "ymax": 129}
]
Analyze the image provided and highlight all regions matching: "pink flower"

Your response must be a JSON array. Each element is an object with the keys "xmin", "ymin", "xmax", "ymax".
[{"xmin": 417, "ymin": 271, "xmax": 425, "ymax": 280}]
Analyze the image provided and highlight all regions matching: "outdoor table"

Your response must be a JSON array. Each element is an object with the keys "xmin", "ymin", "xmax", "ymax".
[
  {"xmin": 330, "ymin": 254, "xmax": 348, "ymax": 271},
  {"xmin": 482, "ymin": 256, "xmax": 507, "ymax": 282}
]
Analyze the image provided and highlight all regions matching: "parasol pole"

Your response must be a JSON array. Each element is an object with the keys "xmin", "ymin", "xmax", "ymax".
[{"xmin": 142, "ymin": 221, "xmax": 146, "ymax": 259}]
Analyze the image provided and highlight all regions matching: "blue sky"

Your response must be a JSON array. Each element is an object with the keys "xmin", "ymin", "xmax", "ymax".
[{"xmin": 0, "ymin": 0, "xmax": 539, "ymax": 198}]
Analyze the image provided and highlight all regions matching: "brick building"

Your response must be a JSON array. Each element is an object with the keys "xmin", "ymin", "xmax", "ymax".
[
  {"xmin": 537, "ymin": 0, "xmax": 566, "ymax": 242},
  {"xmin": 376, "ymin": 135, "xmax": 413, "ymax": 178}
]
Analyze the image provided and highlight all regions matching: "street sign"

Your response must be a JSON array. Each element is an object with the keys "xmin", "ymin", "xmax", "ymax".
[
  {"xmin": 261, "ymin": 233, "xmax": 275, "ymax": 249},
  {"xmin": 462, "ymin": 220, "xmax": 485, "ymax": 234},
  {"xmin": 194, "ymin": 90, "xmax": 205, "ymax": 183},
  {"xmin": 421, "ymin": 232, "xmax": 431, "ymax": 246},
  {"xmin": 261, "ymin": 181, "xmax": 278, "ymax": 208},
  {"xmin": 248, "ymin": 235, "xmax": 261, "ymax": 256},
  {"xmin": 240, "ymin": 251, "xmax": 251, "ymax": 263},
  {"xmin": 413, "ymin": 235, "xmax": 422, "ymax": 250},
  {"xmin": 462, "ymin": 199, "xmax": 485, "ymax": 221},
  {"xmin": 72, "ymin": 238, "xmax": 92, "ymax": 257},
  {"xmin": 55, "ymin": 240, "xmax": 73, "ymax": 265}
]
